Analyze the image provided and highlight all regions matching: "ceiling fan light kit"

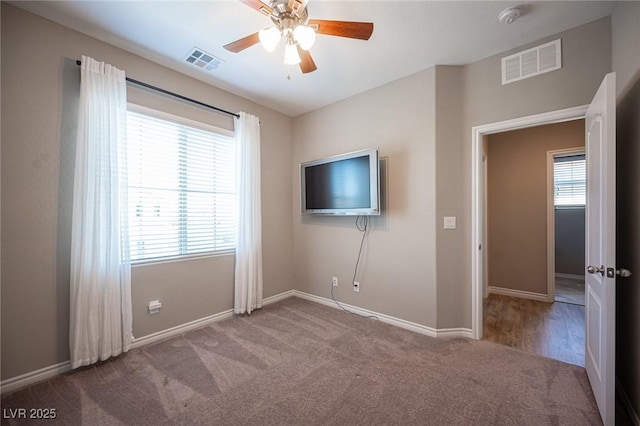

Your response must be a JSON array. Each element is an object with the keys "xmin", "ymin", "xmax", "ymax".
[
  {"xmin": 225, "ymin": 0, "xmax": 373, "ymax": 74},
  {"xmin": 259, "ymin": 23, "xmax": 315, "ymax": 55}
]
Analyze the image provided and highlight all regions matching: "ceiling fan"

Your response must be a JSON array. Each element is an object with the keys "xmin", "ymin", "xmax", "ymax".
[{"xmin": 223, "ymin": 0, "xmax": 374, "ymax": 74}]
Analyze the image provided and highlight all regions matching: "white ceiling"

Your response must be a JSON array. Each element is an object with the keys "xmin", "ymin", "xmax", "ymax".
[{"xmin": 13, "ymin": 1, "xmax": 616, "ymax": 117}]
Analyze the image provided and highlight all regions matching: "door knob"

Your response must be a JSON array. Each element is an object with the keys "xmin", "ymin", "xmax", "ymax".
[
  {"xmin": 587, "ymin": 265, "xmax": 604, "ymax": 276},
  {"xmin": 617, "ymin": 268, "xmax": 632, "ymax": 278},
  {"xmin": 587, "ymin": 265, "xmax": 632, "ymax": 278}
]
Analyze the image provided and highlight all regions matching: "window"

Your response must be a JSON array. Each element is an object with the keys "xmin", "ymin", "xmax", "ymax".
[
  {"xmin": 127, "ymin": 107, "xmax": 236, "ymax": 262},
  {"xmin": 554, "ymin": 154, "xmax": 586, "ymax": 207}
]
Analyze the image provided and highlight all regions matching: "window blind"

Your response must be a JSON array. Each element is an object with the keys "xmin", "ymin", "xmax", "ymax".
[
  {"xmin": 127, "ymin": 110, "xmax": 236, "ymax": 262},
  {"xmin": 554, "ymin": 155, "xmax": 586, "ymax": 207}
]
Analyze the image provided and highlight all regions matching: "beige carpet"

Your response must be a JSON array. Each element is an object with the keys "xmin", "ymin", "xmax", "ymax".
[{"xmin": 1, "ymin": 297, "xmax": 601, "ymax": 425}]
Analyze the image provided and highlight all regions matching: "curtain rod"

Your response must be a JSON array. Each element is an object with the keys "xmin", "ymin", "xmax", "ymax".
[{"xmin": 75, "ymin": 60, "xmax": 240, "ymax": 119}]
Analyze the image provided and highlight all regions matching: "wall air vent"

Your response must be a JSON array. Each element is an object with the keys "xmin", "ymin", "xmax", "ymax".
[
  {"xmin": 501, "ymin": 39, "xmax": 561, "ymax": 85},
  {"xmin": 184, "ymin": 47, "xmax": 224, "ymax": 72}
]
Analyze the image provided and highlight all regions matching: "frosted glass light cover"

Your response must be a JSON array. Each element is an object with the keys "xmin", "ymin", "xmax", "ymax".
[
  {"xmin": 284, "ymin": 43, "xmax": 301, "ymax": 65},
  {"xmin": 293, "ymin": 25, "xmax": 316, "ymax": 50},
  {"xmin": 259, "ymin": 27, "xmax": 281, "ymax": 52}
]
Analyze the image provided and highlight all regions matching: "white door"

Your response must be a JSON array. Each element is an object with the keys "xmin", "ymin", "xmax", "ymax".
[{"xmin": 585, "ymin": 72, "xmax": 616, "ymax": 426}]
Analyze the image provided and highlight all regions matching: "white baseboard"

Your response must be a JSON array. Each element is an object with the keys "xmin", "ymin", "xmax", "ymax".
[
  {"xmin": 291, "ymin": 290, "xmax": 473, "ymax": 339},
  {"xmin": 1, "ymin": 288, "xmax": 472, "ymax": 394},
  {"xmin": 436, "ymin": 327, "xmax": 474, "ymax": 338},
  {"xmin": 262, "ymin": 289, "xmax": 297, "ymax": 306},
  {"xmin": 131, "ymin": 309, "xmax": 235, "ymax": 349},
  {"xmin": 617, "ymin": 378, "xmax": 640, "ymax": 425},
  {"xmin": 0, "ymin": 290, "xmax": 295, "ymax": 395},
  {"xmin": 0, "ymin": 361, "xmax": 72, "ymax": 395},
  {"xmin": 131, "ymin": 290, "xmax": 296, "ymax": 349},
  {"xmin": 555, "ymin": 273, "xmax": 585, "ymax": 281},
  {"xmin": 488, "ymin": 286, "xmax": 551, "ymax": 302}
]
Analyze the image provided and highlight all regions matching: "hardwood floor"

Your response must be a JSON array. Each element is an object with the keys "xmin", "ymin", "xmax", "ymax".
[
  {"xmin": 483, "ymin": 293, "xmax": 585, "ymax": 367},
  {"xmin": 555, "ymin": 275, "xmax": 586, "ymax": 305}
]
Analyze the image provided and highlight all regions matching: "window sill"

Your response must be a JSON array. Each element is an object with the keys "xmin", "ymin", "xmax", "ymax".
[
  {"xmin": 554, "ymin": 205, "xmax": 586, "ymax": 210},
  {"xmin": 131, "ymin": 250, "xmax": 235, "ymax": 268}
]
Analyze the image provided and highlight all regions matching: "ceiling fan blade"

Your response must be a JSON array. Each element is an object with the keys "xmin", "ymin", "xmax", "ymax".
[
  {"xmin": 297, "ymin": 46, "xmax": 317, "ymax": 74},
  {"xmin": 238, "ymin": 0, "xmax": 273, "ymax": 16},
  {"xmin": 308, "ymin": 20, "xmax": 374, "ymax": 40},
  {"xmin": 223, "ymin": 32, "xmax": 261, "ymax": 53}
]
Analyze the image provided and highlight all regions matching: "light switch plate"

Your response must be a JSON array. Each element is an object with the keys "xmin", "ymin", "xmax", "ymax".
[{"xmin": 444, "ymin": 216, "xmax": 457, "ymax": 229}]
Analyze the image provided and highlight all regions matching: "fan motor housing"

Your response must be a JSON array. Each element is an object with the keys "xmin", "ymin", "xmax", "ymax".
[{"xmin": 269, "ymin": 0, "xmax": 309, "ymax": 26}]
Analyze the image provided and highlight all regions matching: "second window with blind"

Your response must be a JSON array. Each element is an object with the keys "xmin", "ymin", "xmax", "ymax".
[
  {"xmin": 553, "ymin": 153, "xmax": 586, "ymax": 207},
  {"xmin": 127, "ymin": 105, "xmax": 236, "ymax": 263}
]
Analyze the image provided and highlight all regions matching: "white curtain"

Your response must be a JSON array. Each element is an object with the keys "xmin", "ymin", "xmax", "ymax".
[
  {"xmin": 70, "ymin": 55, "xmax": 132, "ymax": 369},
  {"xmin": 234, "ymin": 112, "xmax": 263, "ymax": 314}
]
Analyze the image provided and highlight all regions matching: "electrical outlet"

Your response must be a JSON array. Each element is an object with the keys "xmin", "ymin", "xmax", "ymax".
[
  {"xmin": 148, "ymin": 300, "xmax": 162, "ymax": 314},
  {"xmin": 332, "ymin": 276, "xmax": 338, "ymax": 287},
  {"xmin": 353, "ymin": 282, "xmax": 360, "ymax": 292}
]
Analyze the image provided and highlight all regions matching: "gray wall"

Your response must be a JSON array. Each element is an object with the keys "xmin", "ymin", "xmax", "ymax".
[
  {"xmin": 612, "ymin": 1, "xmax": 640, "ymax": 420},
  {"xmin": 291, "ymin": 18, "xmax": 612, "ymax": 331},
  {"xmin": 436, "ymin": 17, "xmax": 611, "ymax": 327},
  {"xmin": 486, "ymin": 121, "xmax": 585, "ymax": 294},
  {"xmin": 435, "ymin": 66, "xmax": 467, "ymax": 328},
  {"xmin": 1, "ymin": 4, "xmax": 294, "ymax": 380},
  {"xmin": 292, "ymin": 68, "xmax": 438, "ymax": 328},
  {"xmin": 555, "ymin": 208, "xmax": 586, "ymax": 276}
]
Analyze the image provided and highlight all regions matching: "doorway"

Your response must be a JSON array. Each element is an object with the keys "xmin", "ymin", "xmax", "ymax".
[
  {"xmin": 471, "ymin": 105, "xmax": 589, "ymax": 339},
  {"xmin": 479, "ymin": 118, "xmax": 586, "ymax": 366},
  {"xmin": 482, "ymin": 122, "xmax": 584, "ymax": 304}
]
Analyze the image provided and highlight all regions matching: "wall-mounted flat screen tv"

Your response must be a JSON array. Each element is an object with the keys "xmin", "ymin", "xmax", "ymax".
[{"xmin": 300, "ymin": 148, "xmax": 380, "ymax": 216}]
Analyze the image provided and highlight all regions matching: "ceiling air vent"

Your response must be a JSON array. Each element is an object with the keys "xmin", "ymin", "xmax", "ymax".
[
  {"xmin": 501, "ymin": 39, "xmax": 561, "ymax": 85},
  {"xmin": 184, "ymin": 47, "xmax": 224, "ymax": 72}
]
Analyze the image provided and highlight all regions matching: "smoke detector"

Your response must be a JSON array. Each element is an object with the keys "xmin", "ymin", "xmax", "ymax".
[{"xmin": 498, "ymin": 6, "xmax": 522, "ymax": 25}]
